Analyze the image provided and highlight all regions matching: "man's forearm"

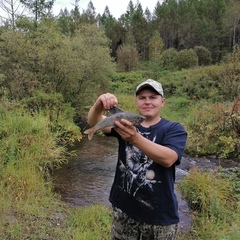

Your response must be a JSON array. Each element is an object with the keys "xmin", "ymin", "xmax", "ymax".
[{"xmin": 86, "ymin": 104, "xmax": 105, "ymax": 127}]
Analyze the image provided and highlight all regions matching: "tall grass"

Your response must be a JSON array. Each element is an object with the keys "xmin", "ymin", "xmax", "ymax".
[
  {"xmin": 0, "ymin": 102, "xmax": 72, "ymax": 239},
  {"xmin": 178, "ymin": 167, "xmax": 240, "ymax": 239}
]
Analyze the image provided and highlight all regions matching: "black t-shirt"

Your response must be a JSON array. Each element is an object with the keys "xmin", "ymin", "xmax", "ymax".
[{"xmin": 106, "ymin": 118, "xmax": 187, "ymax": 225}]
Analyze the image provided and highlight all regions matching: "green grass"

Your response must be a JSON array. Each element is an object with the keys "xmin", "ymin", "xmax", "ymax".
[{"xmin": 68, "ymin": 205, "xmax": 112, "ymax": 240}]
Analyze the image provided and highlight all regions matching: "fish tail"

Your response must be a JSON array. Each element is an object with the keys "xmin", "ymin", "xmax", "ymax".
[{"xmin": 83, "ymin": 128, "xmax": 95, "ymax": 140}]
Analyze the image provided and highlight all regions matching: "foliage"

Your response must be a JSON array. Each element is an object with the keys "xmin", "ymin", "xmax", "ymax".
[
  {"xmin": 160, "ymin": 48, "xmax": 178, "ymax": 70},
  {"xmin": 21, "ymin": 91, "xmax": 82, "ymax": 146},
  {"xmin": 1, "ymin": 0, "xmax": 240, "ymax": 64},
  {"xmin": 194, "ymin": 45, "xmax": 212, "ymax": 66},
  {"xmin": 20, "ymin": 0, "xmax": 54, "ymax": 21},
  {"xmin": 0, "ymin": 100, "xmax": 77, "ymax": 173},
  {"xmin": 219, "ymin": 46, "xmax": 240, "ymax": 101},
  {"xmin": 116, "ymin": 44, "xmax": 139, "ymax": 72},
  {"xmin": 148, "ymin": 31, "xmax": 164, "ymax": 64},
  {"xmin": 98, "ymin": 6, "xmax": 119, "ymax": 58},
  {"xmin": 0, "ymin": 20, "xmax": 115, "ymax": 114},
  {"xmin": 219, "ymin": 167, "xmax": 240, "ymax": 204},
  {"xmin": 184, "ymin": 100, "xmax": 240, "ymax": 158},
  {"xmin": 68, "ymin": 24, "xmax": 115, "ymax": 111},
  {"xmin": 174, "ymin": 49, "xmax": 199, "ymax": 70},
  {"xmin": 110, "ymin": 71, "xmax": 145, "ymax": 94}
]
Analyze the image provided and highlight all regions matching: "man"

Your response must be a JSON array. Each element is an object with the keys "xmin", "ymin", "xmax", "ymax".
[{"xmin": 86, "ymin": 79, "xmax": 187, "ymax": 240}]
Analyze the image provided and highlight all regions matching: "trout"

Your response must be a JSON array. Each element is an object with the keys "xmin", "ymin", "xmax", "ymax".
[{"xmin": 84, "ymin": 106, "xmax": 146, "ymax": 140}]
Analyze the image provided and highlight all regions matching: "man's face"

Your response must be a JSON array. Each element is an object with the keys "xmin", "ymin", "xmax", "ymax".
[{"xmin": 135, "ymin": 88, "xmax": 165, "ymax": 118}]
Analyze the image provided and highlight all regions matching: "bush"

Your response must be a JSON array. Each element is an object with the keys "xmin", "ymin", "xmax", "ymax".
[
  {"xmin": 161, "ymin": 48, "xmax": 178, "ymax": 70},
  {"xmin": 174, "ymin": 49, "xmax": 199, "ymax": 70},
  {"xmin": 194, "ymin": 46, "xmax": 212, "ymax": 66},
  {"xmin": 116, "ymin": 45, "xmax": 139, "ymax": 72},
  {"xmin": 184, "ymin": 101, "xmax": 240, "ymax": 158}
]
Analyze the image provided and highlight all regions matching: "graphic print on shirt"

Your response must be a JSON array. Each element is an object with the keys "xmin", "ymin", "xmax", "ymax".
[{"xmin": 118, "ymin": 128, "xmax": 161, "ymax": 208}]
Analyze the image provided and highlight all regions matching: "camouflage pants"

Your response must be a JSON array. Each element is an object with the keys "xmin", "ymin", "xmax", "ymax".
[{"xmin": 110, "ymin": 207, "xmax": 178, "ymax": 240}]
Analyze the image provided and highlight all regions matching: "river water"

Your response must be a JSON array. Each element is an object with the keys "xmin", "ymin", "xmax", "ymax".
[
  {"xmin": 52, "ymin": 135, "xmax": 239, "ymax": 232},
  {"xmin": 53, "ymin": 136, "xmax": 118, "ymax": 207}
]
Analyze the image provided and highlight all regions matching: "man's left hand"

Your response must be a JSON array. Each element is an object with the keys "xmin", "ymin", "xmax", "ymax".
[{"xmin": 114, "ymin": 119, "xmax": 138, "ymax": 142}]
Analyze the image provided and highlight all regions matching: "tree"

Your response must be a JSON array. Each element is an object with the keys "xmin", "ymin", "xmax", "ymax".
[
  {"xmin": 144, "ymin": 7, "xmax": 152, "ymax": 22},
  {"xmin": 174, "ymin": 49, "xmax": 199, "ymax": 70},
  {"xmin": 68, "ymin": 0, "xmax": 81, "ymax": 33},
  {"xmin": 116, "ymin": 44, "xmax": 139, "ymax": 72},
  {"xmin": 148, "ymin": 31, "xmax": 164, "ymax": 64},
  {"xmin": 99, "ymin": 6, "xmax": 120, "ymax": 58},
  {"xmin": 20, "ymin": 0, "xmax": 54, "ymax": 21},
  {"xmin": 67, "ymin": 24, "xmax": 115, "ymax": 109},
  {"xmin": 81, "ymin": 0, "xmax": 97, "ymax": 25},
  {"xmin": 194, "ymin": 46, "xmax": 212, "ymax": 66},
  {"xmin": 153, "ymin": 0, "xmax": 179, "ymax": 49},
  {"xmin": 177, "ymin": 0, "xmax": 200, "ymax": 49},
  {"xmin": 225, "ymin": 0, "xmax": 240, "ymax": 52},
  {"xmin": 0, "ymin": 20, "xmax": 115, "ymax": 112},
  {"xmin": 117, "ymin": 1, "xmax": 150, "ymax": 60},
  {"xmin": 131, "ymin": 1, "xmax": 149, "ymax": 60},
  {"xmin": 57, "ymin": 8, "xmax": 71, "ymax": 35},
  {"xmin": 0, "ymin": 0, "xmax": 25, "ymax": 28},
  {"xmin": 197, "ymin": 0, "xmax": 227, "ymax": 62},
  {"xmin": 161, "ymin": 48, "xmax": 178, "ymax": 70}
]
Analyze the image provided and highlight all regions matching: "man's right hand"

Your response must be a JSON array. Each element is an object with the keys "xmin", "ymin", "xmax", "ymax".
[{"xmin": 94, "ymin": 93, "xmax": 118, "ymax": 111}]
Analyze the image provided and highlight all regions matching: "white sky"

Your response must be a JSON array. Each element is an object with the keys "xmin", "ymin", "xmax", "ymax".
[{"xmin": 53, "ymin": 0, "xmax": 162, "ymax": 18}]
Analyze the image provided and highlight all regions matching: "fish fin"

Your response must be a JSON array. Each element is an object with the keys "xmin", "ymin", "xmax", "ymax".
[
  {"xmin": 109, "ymin": 106, "xmax": 124, "ymax": 115},
  {"xmin": 83, "ymin": 129, "xmax": 94, "ymax": 140}
]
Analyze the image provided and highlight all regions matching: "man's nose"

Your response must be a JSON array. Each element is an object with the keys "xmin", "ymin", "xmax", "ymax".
[{"xmin": 144, "ymin": 98, "xmax": 151, "ymax": 104}]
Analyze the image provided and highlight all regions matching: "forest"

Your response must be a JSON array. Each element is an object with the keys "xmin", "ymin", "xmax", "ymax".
[{"xmin": 0, "ymin": 0, "xmax": 239, "ymax": 239}]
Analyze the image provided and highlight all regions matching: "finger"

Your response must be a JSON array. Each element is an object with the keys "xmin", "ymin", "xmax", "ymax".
[
  {"xmin": 120, "ymin": 119, "xmax": 133, "ymax": 126},
  {"xmin": 102, "ymin": 93, "xmax": 118, "ymax": 109},
  {"xmin": 115, "ymin": 121, "xmax": 133, "ymax": 134}
]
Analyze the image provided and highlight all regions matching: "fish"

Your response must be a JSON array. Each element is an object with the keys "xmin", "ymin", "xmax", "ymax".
[{"xmin": 84, "ymin": 106, "xmax": 146, "ymax": 140}]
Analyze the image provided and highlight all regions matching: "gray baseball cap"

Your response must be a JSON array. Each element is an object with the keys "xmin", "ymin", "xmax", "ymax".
[{"xmin": 136, "ymin": 79, "xmax": 164, "ymax": 96}]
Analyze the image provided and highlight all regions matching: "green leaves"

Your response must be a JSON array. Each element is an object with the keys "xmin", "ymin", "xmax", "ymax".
[{"xmin": 0, "ymin": 21, "xmax": 114, "ymax": 114}]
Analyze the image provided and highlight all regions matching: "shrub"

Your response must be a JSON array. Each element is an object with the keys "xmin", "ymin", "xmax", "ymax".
[
  {"xmin": 161, "ymin": 48, "xmax": 178, "ymax": 70},
  {"xmin": 194, "ymin": 46, "xmax": 212, "ymax": 66},
  {"xmin": 174, "ymin": 49, "xmax": 199, "ymax": 70},
  {"xmin": 116, "ymin": 45, "xmax": 139, "ymax": 72},
  {"xmin": 184, "ymin": 101, "xmax": 240, "ymax": 158}
]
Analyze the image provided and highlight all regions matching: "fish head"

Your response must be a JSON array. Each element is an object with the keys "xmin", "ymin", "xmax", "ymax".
[{"xmin": 124, "ymin": 113, "xmax": 146, "ymax": 125}]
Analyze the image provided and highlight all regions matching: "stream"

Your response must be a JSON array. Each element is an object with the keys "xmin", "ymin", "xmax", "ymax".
[{"xmin": 52, "ymin": 135, "xmax": 239, "ymax": 233}]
